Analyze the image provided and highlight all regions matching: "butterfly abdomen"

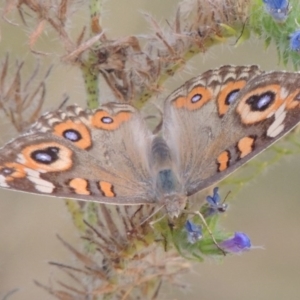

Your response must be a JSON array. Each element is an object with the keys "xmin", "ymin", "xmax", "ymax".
[
  {"xmin": 150, "ymin": 136, "xmax": 183, "ymax": 195},
  {"xmin": 150, "ymin": 136, "xmax": 172, "ymax": 167}
]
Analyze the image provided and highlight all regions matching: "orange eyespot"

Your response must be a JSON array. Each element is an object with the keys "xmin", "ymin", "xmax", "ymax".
[
  {"xmin": 236, "ymin": 85, "xmax": 282, "ymax": 124},
  {"xmin": 91, "ymin": 110, "xmax": 132, "ymax": 130},
  {"xmin": 0, "ymin": 162, "xmax": 26, "ymax": 181},
  {"xmin": 217, "ymin": 80, "xmax": 246, "ymax": 116},
  {"xmin": 173, "ymin": 86, "xmax": 212, "ymax": 110},
  {"xmin": 21, "ymin": 142, "xmax": 73, "ymax": 172},
  {"xmin": 53, "ymin": 120, "xmax": 92, "ymax": 149}
]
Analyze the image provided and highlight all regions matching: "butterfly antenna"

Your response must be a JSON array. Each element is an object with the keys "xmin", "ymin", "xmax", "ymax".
[
  {"xmin": 58, "ymin": 94, "xmax": 69, "ymax": 109},
  {"xmin": 223, "ymin": 190, "xmax": 231, "ymax": 204},
  {"xmin": 234, "ymin": 17, "xmax": 249, "ymax": 46},
  {"xmin": 140, "ymin": 204, "xmax": 166, "ymax": 226},
  {"xmin": 2, "ymin": 288, "xmax": 19, "ymax": 300}
]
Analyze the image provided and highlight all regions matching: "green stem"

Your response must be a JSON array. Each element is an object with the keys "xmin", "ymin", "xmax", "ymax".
[{"xmin": 81, "ymin": 0, "xmax": 104, "ymax": 109}]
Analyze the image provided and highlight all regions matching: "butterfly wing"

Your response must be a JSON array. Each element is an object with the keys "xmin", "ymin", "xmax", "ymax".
[
  {"xmin": 163, "ymin": 65, "xmax": 300, "ymax": 196},
  {"xmin": 0, "ymin": 103, "xmax": 156, "ymax": 205}
]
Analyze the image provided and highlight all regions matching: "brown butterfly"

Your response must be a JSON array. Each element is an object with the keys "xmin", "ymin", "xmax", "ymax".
[{"xmin": 0, "ymin": 65, "xmax": 299, "ymax": 217}]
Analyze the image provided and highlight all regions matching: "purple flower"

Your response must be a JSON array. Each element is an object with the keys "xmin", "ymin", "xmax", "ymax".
[
  {"xmin": 220, "ymin": 232, "xmax": 251, "ymax": 253},
  {"xmin": 206, "ymin": 187, "xmax": 228, "ymax": 216},
  {"xmin": 263, "ymin": 0, "xmax": 290, "ymax": 22},
  {"xmin": 290, "ymin": 30, "xmax": 300, "ymax": 52},
  {"xmin": 185, "ymin": 220, "xmax": 202, "ymax": 244}
]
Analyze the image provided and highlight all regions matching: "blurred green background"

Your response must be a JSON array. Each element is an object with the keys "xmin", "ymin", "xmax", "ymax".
[{"xmin": 1, "ymin": 1, "xmax": 300, "ymax": 299}]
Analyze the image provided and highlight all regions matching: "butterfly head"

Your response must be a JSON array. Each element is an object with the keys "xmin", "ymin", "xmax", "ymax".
[
  {"xmin": 154, "ymin": 168, "xmax": 187, "ymax": 218},
  {"xmin": 162, "ymin": 193, "xmax": 187, "ymax": 218}
]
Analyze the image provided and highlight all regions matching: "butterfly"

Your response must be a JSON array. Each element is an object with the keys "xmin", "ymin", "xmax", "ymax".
[{"xmin": 0, "ymin": 65, "xmax": 300, "ymax": 218}]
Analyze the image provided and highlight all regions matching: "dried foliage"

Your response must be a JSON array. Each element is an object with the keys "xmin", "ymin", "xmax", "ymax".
[
  {"xmin": 3, "ymin": 0, "xmax": 76, "ymax": 53},
  {"xmin": 3, "ymin": 0, "xmax": 250, "ymax": 108},
  {"xmin": 35, "ymin": 205, "xmax": 190, "ymax": 299},
  {"xmin": 0, "ymin": 54, "xmax": 51, "ymax": 132}
]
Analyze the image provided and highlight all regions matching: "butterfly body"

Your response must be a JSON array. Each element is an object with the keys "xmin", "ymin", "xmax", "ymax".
[
  {"xmin": 150, "ymin": 136, "xmax": 187, "ymax": 217},
  {"xmin": 1, "ymin": 65, "xmax": 300, "ymax": 217}
]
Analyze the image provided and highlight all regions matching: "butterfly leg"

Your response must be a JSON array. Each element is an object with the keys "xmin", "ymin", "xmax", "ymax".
[{"xmin": 147, "ymin": 213, "xmax": 166, "ymax": 227}]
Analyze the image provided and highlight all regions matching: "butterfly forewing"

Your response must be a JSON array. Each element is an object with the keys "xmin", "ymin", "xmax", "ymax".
[
  {"xmin": 0, "ymin": 103, "xmax": 156, "ymax": 205},
  {"xmin": 163, "ymin": 66, "xmax": 300, "ymax": 196}
]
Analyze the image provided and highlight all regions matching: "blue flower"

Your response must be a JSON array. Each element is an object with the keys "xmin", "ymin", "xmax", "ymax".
[
  {"xmin": 263, "ymin": 0, "xmax": 290, "ymax": 22},
  {"xmin": 220, "ymin": 232, "xmax": 251, "ymax": 253},
  {"xmin": 205, "ymin": 187, "xmax": 228, "ymax": 216},
  {"xmin": 289, "ymin": 30, "xmax": 300, "ymax": 52},
  {"xmin": 185, "ymin": 220, "xmax": 202, "ymax": 244}
]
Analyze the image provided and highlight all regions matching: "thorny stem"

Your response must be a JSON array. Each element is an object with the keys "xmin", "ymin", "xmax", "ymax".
[{"xmin": 82, "ymin": 0, "xmax": 104, "ymax": 109}]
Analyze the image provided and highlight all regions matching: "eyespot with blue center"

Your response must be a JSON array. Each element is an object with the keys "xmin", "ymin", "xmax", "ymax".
[
  {"xmin": 31, "ymin": 147, "xmax": 60, "ymax": 164},
  {"xmin": 190, "ymin": 94, "xmax": 202, "ymax": 103},
  {"xmin": 101, "ymin": 116, "xmax": 114, "ymax": 124},
  {"xmin": 226, "ymin": 89, "xmax": 240, "ymax": 105},
  {"xmin": 63, "ymin": 129, "xmax": 82, "ymax": 142},
  {"xmin": 246, "ymin": 91, "xmax": 275, "ymax": 111}
]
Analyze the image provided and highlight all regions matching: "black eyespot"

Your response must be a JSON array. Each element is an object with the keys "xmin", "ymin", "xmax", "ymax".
[
  {"xmin": 63, "ymin": 129, "xmax": 82, "ymax": 142},
  {"xmin": 101, "ymin": 116, "xmax": 113, "ymax": 124},
  {"xmin": 1, "ymin": 168, "xmax": 14, "ymax": 176},
  {"xmin": 31, "ymin": 147, "xmax": 59, "ymax": 164},
  {"xmin": 226, "ymin": 89, "xmax": 240, "ymax": 105},
  {"xmin": 245, "ymin": 91, "xmax": 275, "ymax": 111},
  {"xmin": 191, "ymin": 94, "xmax": 202, "ymax": 103}
]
